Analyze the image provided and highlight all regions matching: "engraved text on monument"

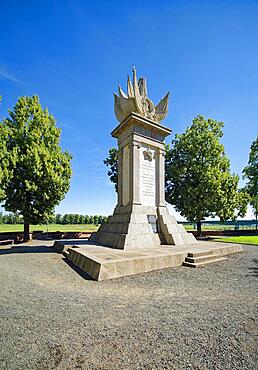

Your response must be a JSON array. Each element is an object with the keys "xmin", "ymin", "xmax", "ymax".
[{"xmin": 140, "ymin": 146, "xmax": 156, "ymax": 206}]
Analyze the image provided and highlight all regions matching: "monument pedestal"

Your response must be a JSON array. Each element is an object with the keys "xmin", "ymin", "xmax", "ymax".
[
  {"xmin": 54, "ymin": 240, "xmax": 242, "ymax": 281},
  {"xmin": 90, "ymin": 204, "xmax": 196, "ymax": 249},
  {"xmin": 90, "ymin": 113, "xmax": 197, "ymax": 249}
]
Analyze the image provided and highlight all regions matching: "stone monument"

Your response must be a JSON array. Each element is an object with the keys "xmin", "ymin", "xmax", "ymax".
[
  {"xmin": 90, "ymin": 67, "xmax": 197, "ymax": 249},
  {"xmin": 54, "ymin": 67, "xmax": 242, "ymax": 280}
]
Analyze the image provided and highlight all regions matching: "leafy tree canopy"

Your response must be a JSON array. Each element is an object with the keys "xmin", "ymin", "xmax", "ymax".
[
  {"xmin": 0, "ymin": 96, "xmax": 72, "ymax": 238},
  {"xmin": 165, "ymin": 116, "xmax": 248, "ymax": 232},
  {"xmin": 243, "ymin": 135, "xmax": 258, "ymax": 220},
  {"xmin": 0, "ymin": 96, "xmax": 12, "ymax": 199},
  {"xmin": 104, "ymin": 148, "xmax": 118, "ymax": 192}
]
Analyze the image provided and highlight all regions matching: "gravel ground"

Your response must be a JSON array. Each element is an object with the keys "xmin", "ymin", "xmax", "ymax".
[{"xmin": 0, "ymin": 241, "xmax": 257, "ymax": 370}]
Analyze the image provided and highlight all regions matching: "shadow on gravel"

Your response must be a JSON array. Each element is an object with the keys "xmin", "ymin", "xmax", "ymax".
[
  {"xmin": 63, "ymin": 258, "xmax": 94, "ymax": 280},
  {"xmin": 249, "ymin": 258, "xmax": 258, "ymax": 277},
  {"xmin": 54, "ymin": 239, "xmax": 91, "ymax": 246},
  {"xmin": 0, "ymin": 245, "xmax": 55, "ymax": 255}
]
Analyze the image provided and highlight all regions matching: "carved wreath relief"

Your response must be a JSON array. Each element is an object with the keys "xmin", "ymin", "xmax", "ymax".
[{"xmin": 143, "ymin": 148, "xmax": 153, "ymax": 162}]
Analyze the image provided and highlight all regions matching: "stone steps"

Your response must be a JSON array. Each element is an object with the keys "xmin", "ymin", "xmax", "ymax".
[
  {"xmin": 183, "ymin": 251, "xmax": 227, "ymax": 268},
  {"xmin": 185, "ymin": 254, "xmax": 223, "ymax": 263},
  {"xmin": 63, "ymin": 245, "xmax": 80, "ymax": 258},
  {"xmin": 63, "ymin": 250, "xmax": 69, "ymax": 258},
  {"xmin": 187, "ymin": 250, "xmax": 213, "ymax": 258}
]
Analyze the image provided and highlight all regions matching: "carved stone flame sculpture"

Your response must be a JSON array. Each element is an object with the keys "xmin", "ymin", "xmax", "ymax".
[{"xmin": 114, "ymin": 66, "xmax": 169, "ymax": 123}]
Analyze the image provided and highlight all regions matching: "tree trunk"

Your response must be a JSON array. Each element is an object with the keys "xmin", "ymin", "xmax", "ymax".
[
  {"xmin": 24, "ymin": 222, "xmax": 30, "ymax": 242},
  {"xmin": 196, "ymin": 220, "xmax": 202, "ymax": 237}
]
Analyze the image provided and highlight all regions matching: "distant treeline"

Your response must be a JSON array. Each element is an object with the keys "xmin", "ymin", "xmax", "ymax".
[
  {"xmin": 0, "ymin": 212, "xmax": 107, "ymax": 225},
  {"xmin": 0, "ymin": 213, "xmax": 23, "ymax": 224},
  {"xmin": 53, "ymin": 214, "xmax": 107, "ymax": 225}
]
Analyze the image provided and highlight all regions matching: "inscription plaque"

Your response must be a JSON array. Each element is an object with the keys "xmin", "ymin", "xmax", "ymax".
[
  {"xmin": 147, "ymin": 215, "xmax": 158, "ymax": 233},
  {"xmin": 140, "ymin": 146, "xmax": 156, "ymax": 206}
]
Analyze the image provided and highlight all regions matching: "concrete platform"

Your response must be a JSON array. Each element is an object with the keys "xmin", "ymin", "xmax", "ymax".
[{"xmin": 54, "ymin": 240, "xmax": 243, "ymax": 281}]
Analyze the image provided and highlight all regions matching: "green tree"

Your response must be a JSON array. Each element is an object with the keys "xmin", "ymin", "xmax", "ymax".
[
  {"xmin": 67, "ymin": 214, "xmax": 74, "ymax": 224},
  {"xmin": 243, "ymin": 135, "xmax": 258, "ymax": 230},
  {"xmin": 61, "ymin": 214, "xmax": 69, "ymax": 224},
  {"xmin": 0, "ymin": 96, "xmax": 72, "ymax": 241},
  {"xmin": 0, "ymin": 96, "xmax": 12, "ymax": 199},
  {"xmin": 93, "ymin": 215, "xmax": 99, "ymax": 225},
  {"xmin": 55, "ymin": 213, "xmax": 62, "ymax": 224},
  {"xmin": 17, "ymin": 213, "xmax": 23, "ymax": 224},
  {"xmin": 47, "ymin": 214, "xmax": 56, "ymax": 224},
  {"xmin": 79, "ymin": 214, "xmax": 85, "ymax": 224},
  {"xmin": 104, "ymin": 148, "xmax": 118, "ymax": 192},
  {"xmin": 85, "ymin": 215, "xmax": 90, "ymax": 224},
  {"xmin": 6, "ymin": 213, "xmax": 14, "ymax": 224},
  {"xmin": 235, "ymin": 190, "xmax": 250, "ymax": 219},
  {"xmin": 165, "ymin": 115, "xmax": 247, "ymax": 235},
  {"xmin": 75, "ymin": 214, "xmax": 81, "ymax": 224}
]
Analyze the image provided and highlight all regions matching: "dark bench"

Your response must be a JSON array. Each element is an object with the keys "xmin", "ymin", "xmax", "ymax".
[{"xmin": 0, "ymin": 239, "xmax": 14, "ymax": 246}]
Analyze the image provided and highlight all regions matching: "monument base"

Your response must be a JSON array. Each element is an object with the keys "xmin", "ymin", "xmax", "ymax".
[
  {"xmin": 89, "ymin": 204, "xmax": 197, "ymax": 249},
  {"xmin": 54, "ymin": 240, "xmax": 243, "ymax": 281}
]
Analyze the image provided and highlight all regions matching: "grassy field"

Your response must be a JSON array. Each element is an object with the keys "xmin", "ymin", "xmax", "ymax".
[
  {"xmin": 214, "ymin": 235, "xmax": 258, "ymax": 245},
  {"xmin": 0, "ymin": 223, "xmax": 256, "ymax": 234},
  {"xmin": 184, "ymin": 224, "xmax": 225, "ymax": 230},
  {"xmin": 0, "ymin": 223, "xmax": 219, "ymax": 233},
  {"xmin": 0, "ymin": 224, "xmax": 99, "ymax": 233},
  {"xmin": 183, "ymin": 224, "xmax": 257, "ymax": 231}
]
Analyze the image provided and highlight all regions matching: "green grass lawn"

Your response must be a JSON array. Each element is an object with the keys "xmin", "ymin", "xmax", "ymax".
[
  {"xmin": 0, "ymin": 224, "xmax": 99, "ymax": 233},
  {"xmin": 183, "ymin": 224, "xmax": 257, "ymax": 231},
  {"xmin": 0, "ymin": 223, "xmax": 256, "ymax": 237},
  {"xmin": 184, "ymin": 224, "xmax": 225, "ymax": 230},
  {"xmin": 214, "ymin": 235, "xmax": 258, "ymax": 245}
]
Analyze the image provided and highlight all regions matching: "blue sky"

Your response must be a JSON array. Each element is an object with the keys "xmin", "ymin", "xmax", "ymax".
[{"xmin": 0, "ymin": 0, "xmax": 257, "ymax": 218}]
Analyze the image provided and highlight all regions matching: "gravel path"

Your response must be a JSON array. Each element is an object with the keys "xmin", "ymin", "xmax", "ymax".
[{"xmin": 0, "ymin": 240, "xmax": 257, "ymax": 370}]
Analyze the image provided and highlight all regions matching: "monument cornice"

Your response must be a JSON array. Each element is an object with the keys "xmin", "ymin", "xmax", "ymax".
[{"xmin": 111, "ymin": 112, "xmax": 172, "ymax": 139}]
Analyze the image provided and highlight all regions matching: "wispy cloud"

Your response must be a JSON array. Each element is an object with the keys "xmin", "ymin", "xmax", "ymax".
[
  {"xmin": 0, "ymin": 67, "xmax": 20, "ymax": 83},
  {"xmin": 88, "ymin": 147, "xmax": 101, "ymax": 154}
]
